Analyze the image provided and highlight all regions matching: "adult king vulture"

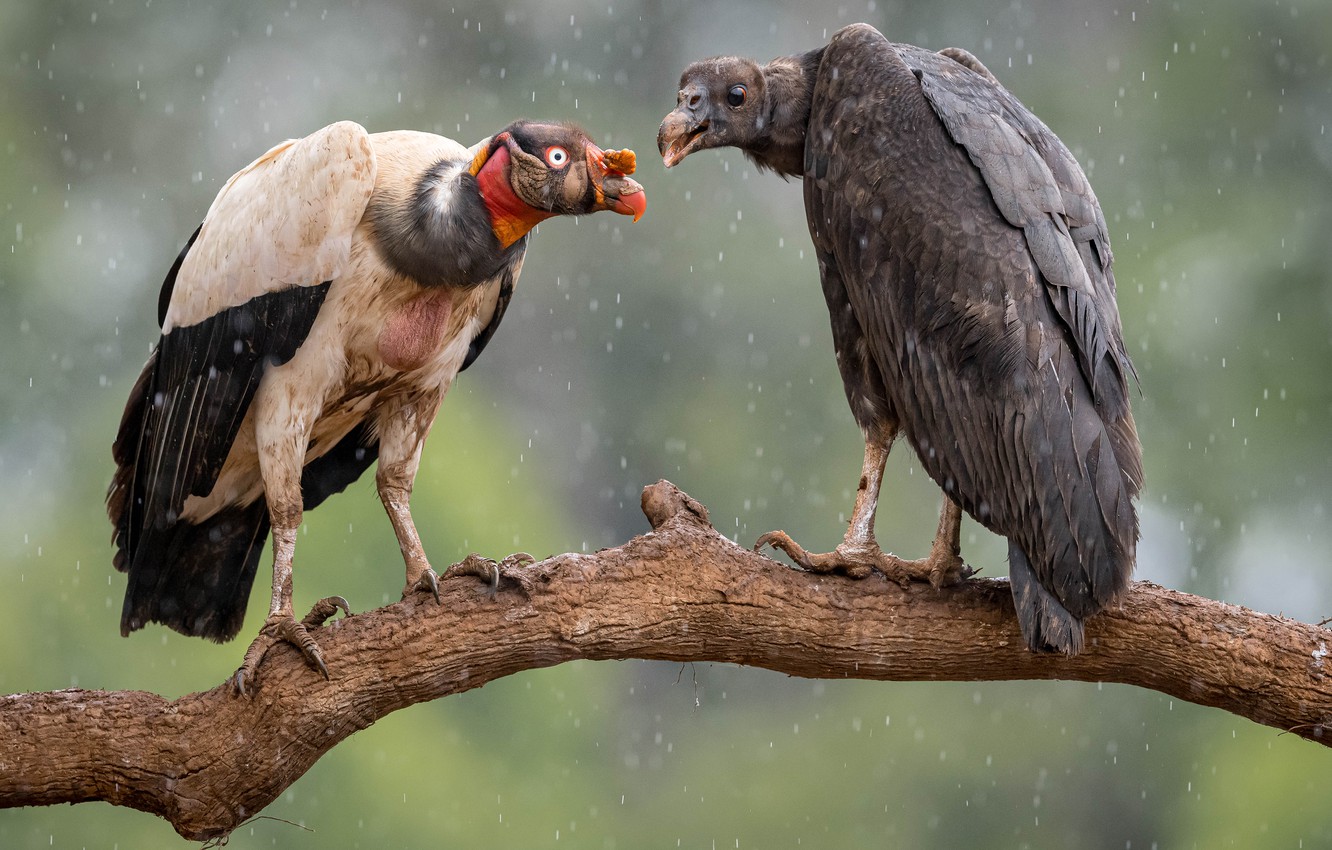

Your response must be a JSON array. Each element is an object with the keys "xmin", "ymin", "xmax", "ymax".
[
  {"xmin": 109, "ymin": 120, "xmax": 645, "ymax": 692},
  {"xmin": 658, "ymin": 23, "xmax": 1140, "ymax": 653}
]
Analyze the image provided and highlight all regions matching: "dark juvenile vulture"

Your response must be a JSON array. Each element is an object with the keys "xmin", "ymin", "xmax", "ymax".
[
  {"xmin": 658, "ymin": 24, "xmax": 1140, "ymax": 653},
  {"xmin": 109, "ymin": 120, "xmax": 645, "ymax": 691}
]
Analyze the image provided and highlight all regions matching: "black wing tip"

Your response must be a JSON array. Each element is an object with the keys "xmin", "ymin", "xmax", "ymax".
[{"xmin": 114, "ymin": 283, "xmax": 333, "ymax": 640}]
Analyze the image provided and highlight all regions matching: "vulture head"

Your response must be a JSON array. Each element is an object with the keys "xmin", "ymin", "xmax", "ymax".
[
  {"xmin": 657, "ymin": 58, "xmax": 769, "ymax": 168},
  {"xmin": 374, "ymin": 120, "xmax": 645, "ymax": 287},
  {"xmin": 469, "ymin": 120, "xmax": 646, "ymax": 247}
]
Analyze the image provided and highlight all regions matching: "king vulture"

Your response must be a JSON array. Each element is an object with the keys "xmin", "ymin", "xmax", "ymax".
[
  {"xmin": 658, "ymin": 23, "xmax": 1140, "ymax": 653},
  {"xmin": 109, "ymin": 120, "xmax": 646, "ymax": 692}
]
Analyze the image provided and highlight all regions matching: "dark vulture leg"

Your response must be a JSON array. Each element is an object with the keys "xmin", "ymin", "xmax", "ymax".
[
  {"xmin": 756, "ymin": 432, "xmax": 972, "ymax": 588},
  {"xmin": 921, "ymin": 498, "xmax": 968, "ymax": 587}
]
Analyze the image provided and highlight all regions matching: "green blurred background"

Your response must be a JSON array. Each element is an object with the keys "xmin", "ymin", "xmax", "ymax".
[{"xmin": 2, "ymin": 0, "xmax": 1330, "ymax": 846}]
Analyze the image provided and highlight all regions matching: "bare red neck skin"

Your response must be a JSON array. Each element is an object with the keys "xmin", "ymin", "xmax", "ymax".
[{"xmin": 474, "ymin": 145, "xmax": 555, "ymax": 248}]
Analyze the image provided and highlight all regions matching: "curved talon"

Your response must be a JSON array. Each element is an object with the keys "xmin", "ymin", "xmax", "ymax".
[
  {"xmin": 305, "ymin": 645, "xmax": 330, "ymax": 681},
  {"xmin": 753, "ymin": 530, "xmax": 814, "ymax": 568},
  {"xmin": 233, "ymin": 629, "xmax": 277, "ymax": 697},
  {"xmin": 754, "ymin": 529, "xmax": 871, "ymax": 576},
  {"xmin": 753, "ymin": 531, "xmax": 785, "ymax": 554},
  {"xmin": 232, "ymin": 612, "xmax": 334, "ymax": 696},
  {"xmin": 928, "ymin": 558, "xmax": 975, "ymax": 589},
  {"xmin": 422, "ymin": 569, "xmax": 441, "ymax": 604},
  {"xmin": 282, "ymin": 616, "xmax": 330, "ymax": 679},
  {"xmin": 448, "ymin": 553, "xmax": 501, "ymax": 591},
  {"xmin": 403, "ymin": 569, "xmax": 441, "ymax": 604},
  {"xmin": 754, "ymin": 528, "xmax": 971, "ymax": 586},
  {"xmin": 302, "ymin": 595, "xmax": 352, "ymax": 628},
  {"xmin": 446, "ymin": 552, "xmax": 535, "ymax": 594}
]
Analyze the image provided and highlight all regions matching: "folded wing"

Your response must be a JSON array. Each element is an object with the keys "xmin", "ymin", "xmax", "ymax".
[{"xmin": 110, "ymin": 121, "xmax": 378, "ymax": 639}]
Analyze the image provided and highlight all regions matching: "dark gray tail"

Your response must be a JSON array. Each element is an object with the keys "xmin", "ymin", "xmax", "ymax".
[
  {"xmin": 1007, "ymin": 337, "xmax": 1141, "ymax": 654},
  {"xmin": 1009, "ymin": 542, "xmax": 1084, "ymax": 654}
]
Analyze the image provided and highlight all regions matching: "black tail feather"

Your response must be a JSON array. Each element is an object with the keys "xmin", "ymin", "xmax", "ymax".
[
  {"xmin": 1009, "ymin": 541, "xmax": 1084, "ymax": 654},
  {"xmin": 116, "ymin": 424, "xmax": 378, "ymax": 643},
  {"xmin": 120, "ymin": 500, "xmax": 270, "ymax": 642}
]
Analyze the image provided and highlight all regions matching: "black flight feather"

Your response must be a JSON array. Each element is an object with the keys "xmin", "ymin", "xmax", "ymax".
[{"xmin": 113, "ymin": 280, "xmax": 332, "ymax": 640}]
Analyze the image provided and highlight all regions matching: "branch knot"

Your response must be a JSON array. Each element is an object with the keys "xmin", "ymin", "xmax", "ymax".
[{"xmin": 641, "ymin": 479, "xmax": 711, "ymax": 529}]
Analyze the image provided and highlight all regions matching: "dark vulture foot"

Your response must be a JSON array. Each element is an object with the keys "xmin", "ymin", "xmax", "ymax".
[
  {"xmin": 755, "ymin": 531, "xmax": 973, "ymax": 589},
  {"xmin": 446, "ymin": 552, "xmax": 536, "ymax": 593},
  {"xmin": 900, "ymin": 546, "xmax": 975, "ymax": 589},
  {"xmin": 402, "ymin": 568, "xmax": 442, "ymax": 604},
  {"xmin": 754, "ymin": 530, "xmax": 875, "ymax": 579},
  {"xmin": 232, "ymin": 596, "xmax": 351, "ymax": 696}
]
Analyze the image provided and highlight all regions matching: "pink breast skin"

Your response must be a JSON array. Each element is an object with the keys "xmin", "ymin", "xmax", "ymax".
[{"xmin": 377, "ymin": 289, "xmax": 454, "ymax": 372}]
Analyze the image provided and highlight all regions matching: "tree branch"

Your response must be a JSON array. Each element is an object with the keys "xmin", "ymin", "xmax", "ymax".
[{"xmin": 2, "ymin": 480, "xmax": 1329, "ymax": 840}]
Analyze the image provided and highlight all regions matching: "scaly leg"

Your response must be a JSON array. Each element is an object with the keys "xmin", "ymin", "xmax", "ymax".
[
  {"xmin": 233, "ymin": 409, "xmax": 349, "ymax": 696},
  {"xmin": 233, "ymin": 522, "xmax": 351, "ymax": 695},
  {"xmin": 755, "ymin": 431, "xmax": 971, "ymax": 588},
  {"xmin": 375, "ymin": 392, "xmax": 444, "ymax": 602},
  {"xmin": 919, "ymin": 496, "xmax": 968, "ymax": 587}
]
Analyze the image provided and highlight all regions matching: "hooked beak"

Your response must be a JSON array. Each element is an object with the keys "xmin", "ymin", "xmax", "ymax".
[
  {"xmin": 589, "ymin": 144, "xmax": 647, "ymax": 222},
  {"xmin": 658, "ymin": 86, "xmax": 713, "ymax": 168},
  {"xmin": 657, "ymin": 110, "xmax": 710, "ymax": 169}
]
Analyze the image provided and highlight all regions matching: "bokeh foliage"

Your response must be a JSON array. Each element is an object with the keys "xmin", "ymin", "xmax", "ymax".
[{"xmin": 2, "ymin": 0, "xmax": 1329, "ymax": 846}]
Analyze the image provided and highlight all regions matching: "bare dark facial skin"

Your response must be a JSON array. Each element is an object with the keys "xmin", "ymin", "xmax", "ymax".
[{"xmin": 657, "ymin": 57, "xmax": 765, "ymax": 168}]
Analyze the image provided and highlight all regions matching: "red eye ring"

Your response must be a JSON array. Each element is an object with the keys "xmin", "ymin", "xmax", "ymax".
[{"xmin": 545, "ymin": 146, "xmax": 570, "ymax": 168}]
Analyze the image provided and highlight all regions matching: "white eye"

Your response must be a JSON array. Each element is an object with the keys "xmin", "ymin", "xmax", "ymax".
[{"xmin": 545, "ymin": 146, "xmax": 570, "ymax": 168}]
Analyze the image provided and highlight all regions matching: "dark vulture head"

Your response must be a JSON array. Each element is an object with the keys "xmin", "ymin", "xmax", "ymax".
[
  {"xmin": 470, "ymin": 120, "xmax": 646, "ymax": 247},
  {"xmin": 658, "ymin": 58, "xmax": 768, "ymax": 166},
  {"xmin": 658, "ymin": 51, "xmax": 821, "ymax": 177}
]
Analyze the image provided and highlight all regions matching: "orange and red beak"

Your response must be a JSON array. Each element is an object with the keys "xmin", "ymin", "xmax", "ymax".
[{"xmin": 588, "ymin": 143, "xmax": 647, "ymax": 222}]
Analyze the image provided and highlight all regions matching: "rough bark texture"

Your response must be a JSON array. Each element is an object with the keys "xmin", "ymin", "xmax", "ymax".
[{"xmin": 2, "ymin": 481, "xmax": 1329, "ymax": 840}]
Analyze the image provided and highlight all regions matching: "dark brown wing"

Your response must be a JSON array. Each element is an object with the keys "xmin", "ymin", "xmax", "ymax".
[
  {"xmin": 911, "ymin": 44, "xmax": 1137, "ymax": 420},
  {"xmin": 805, "ymin": 24, "xmax": 1140, "ymax": 650}
]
